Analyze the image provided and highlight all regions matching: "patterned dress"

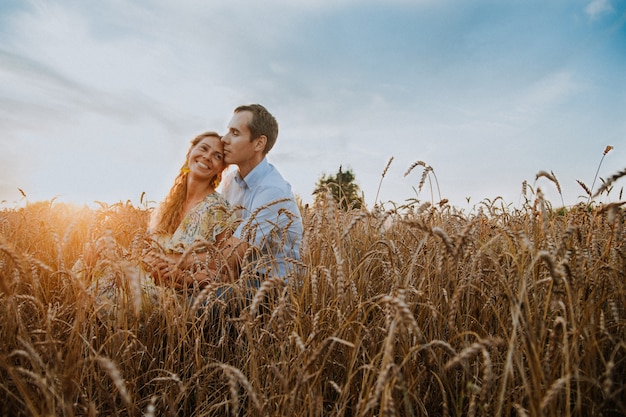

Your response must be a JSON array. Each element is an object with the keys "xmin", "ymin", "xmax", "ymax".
[
  {"xmin": 156, "ymin": 192, "xmax": 233, "ymax": 253},
  {"xmin": 81, "ymin": 193, "xmax": 234, "ymax": 322}
]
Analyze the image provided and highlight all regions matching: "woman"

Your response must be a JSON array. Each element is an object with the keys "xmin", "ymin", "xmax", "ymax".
[
  {"xmin": 142, "ymin": 131, "xmax": 246, "ymax": 287},
  {"xmin": 84, "ymin": 132, "xmax": 246, "ymax": 319}
]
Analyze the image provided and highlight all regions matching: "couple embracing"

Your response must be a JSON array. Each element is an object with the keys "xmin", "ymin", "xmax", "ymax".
[{"xmin": 86, "ymin": 104, "xmax": 303, "ymax": 312}]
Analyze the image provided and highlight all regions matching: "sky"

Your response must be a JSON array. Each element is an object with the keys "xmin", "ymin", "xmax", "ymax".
[{"xmin": 1, "ymin": 0, "xmax": 625, "ymax": 211}]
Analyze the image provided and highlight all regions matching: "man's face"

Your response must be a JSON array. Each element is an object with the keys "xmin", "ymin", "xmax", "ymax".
[{"xmin": 221, "ymin": 110, "xmax": 257, "ymax": 166}]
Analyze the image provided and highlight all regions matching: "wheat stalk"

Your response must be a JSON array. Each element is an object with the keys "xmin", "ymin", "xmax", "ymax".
[
  {"xmin": 588, "ymin": 145, "xmax": 614, "ymax": 202},
  {"xmin": 592, "ymin": 168, "xmax": 626, "ymax": 199},
  {"xmin": 248, "ymin": 276, "xmax": 284, "ymax": 318},
  {"xmin": 95, "ymin": 356, "xmax": 132, "ymax": 409},
  {"xmin": 539, "ymin": 375, "xmax": 570, "ymax": 412},
  {"xmin": 375, "ymin": 156, "xmax": 394, "ymax": 206},
  {"xmin": 0, "ymin": 237, "xmax": 30, "ymax": 295},
  {"xmin": 535, "ymin": 170, "xmax": 564, "ymax": 207}
]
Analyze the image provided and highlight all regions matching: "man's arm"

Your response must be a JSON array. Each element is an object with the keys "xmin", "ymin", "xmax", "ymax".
[{"xmin": 235, "ymin": 187, "xmax": 299, "ymax": 247}]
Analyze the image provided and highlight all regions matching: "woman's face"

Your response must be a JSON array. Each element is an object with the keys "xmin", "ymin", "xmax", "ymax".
[{"xmin": 187, "ymin": 135, "xmax": 225, "ymax": 181}]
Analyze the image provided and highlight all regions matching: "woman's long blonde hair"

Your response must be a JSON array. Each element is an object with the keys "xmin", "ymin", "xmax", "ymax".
[{"xmin": 150, "ymin": 131, "xmax": 225, "ymax": 236}]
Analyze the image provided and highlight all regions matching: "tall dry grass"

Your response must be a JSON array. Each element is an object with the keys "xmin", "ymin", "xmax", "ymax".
[{"xmin": 0, "ymin": 177, "xmax": 624, "ymax": 416}]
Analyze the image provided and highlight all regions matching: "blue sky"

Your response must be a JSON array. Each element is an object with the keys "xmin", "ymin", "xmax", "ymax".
[{"xmin": 1, "ymin": 0, "xmax": 624, "ymax": 210}]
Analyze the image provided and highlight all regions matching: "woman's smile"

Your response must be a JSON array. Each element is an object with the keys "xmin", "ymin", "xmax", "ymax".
[{"xmin": 195, "ymin": 160, "xmax": 210, "ymax": 170}]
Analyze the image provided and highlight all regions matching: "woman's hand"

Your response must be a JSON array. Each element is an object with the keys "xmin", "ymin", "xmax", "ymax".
[
  {"xmin": 143, "ymin": 240, "xmax": 246, "ymax": 288},
  {"xmin": 143, "ymin": 249, "xmax": 223, "ymax": 289},
  {"xmin": 143, "ymin": 250, "xmax": 181, "ymax": 286}
]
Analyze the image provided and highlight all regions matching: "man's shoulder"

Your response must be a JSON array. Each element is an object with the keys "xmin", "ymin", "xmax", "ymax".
[
  {"xmin": 259, "ymin": 162, "xmax": 290, "ymax": 187},
  {"xmin": 263, "ymin": 163, "xmax": 289, "ymax": 185},
  {"xmin": 252, "ymin": 164, "xmax": 298, "ymax": 206}
]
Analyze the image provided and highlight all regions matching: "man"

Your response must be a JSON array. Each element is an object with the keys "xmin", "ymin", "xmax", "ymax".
[{"xmin": 220, "ymin": 104, "xmax": 303, "ymax": 281}]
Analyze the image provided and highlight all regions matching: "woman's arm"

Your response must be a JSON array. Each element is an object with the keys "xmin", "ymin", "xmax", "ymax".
[{"xmin": 143, "ymin": 233, "xmax": 249, "ymax": 288}]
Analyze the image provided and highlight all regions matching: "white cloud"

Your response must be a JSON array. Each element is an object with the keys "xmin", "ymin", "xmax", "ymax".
[
  {"xmin": 1, "ymin": 0, "xmax": 624, "ymax": 209},
  {"xmin": 507, "ymin": 71, "xmax": 581, "ymax": 125},
  {"xmin": 585, "ymin": 0, "xmax": 614, "ymax": 20}
]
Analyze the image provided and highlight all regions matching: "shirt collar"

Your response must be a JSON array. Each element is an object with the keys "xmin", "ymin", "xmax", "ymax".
[{"xmin": 237, "ymin": 158, "xmax": 269, "ymax": 189}]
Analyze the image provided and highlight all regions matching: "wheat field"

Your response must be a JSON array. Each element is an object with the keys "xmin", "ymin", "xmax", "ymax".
[{"xmin": 0, "ymin": 171, "xmax": 624, "ymax": 416}]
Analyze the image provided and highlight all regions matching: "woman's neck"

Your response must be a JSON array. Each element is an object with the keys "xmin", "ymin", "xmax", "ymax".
[{"xmin": 185, "ymin": 178, "xmax": 215, "ymax": 208}]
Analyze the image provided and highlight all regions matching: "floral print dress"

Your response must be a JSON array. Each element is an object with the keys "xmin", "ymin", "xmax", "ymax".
[
  {"xmin": 82, "ymin": 192, "xmax": 234, "ymax": 322},
  {"xmin": 156, "ymin": 192, "xmax": 233, "ymax": 253}
]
